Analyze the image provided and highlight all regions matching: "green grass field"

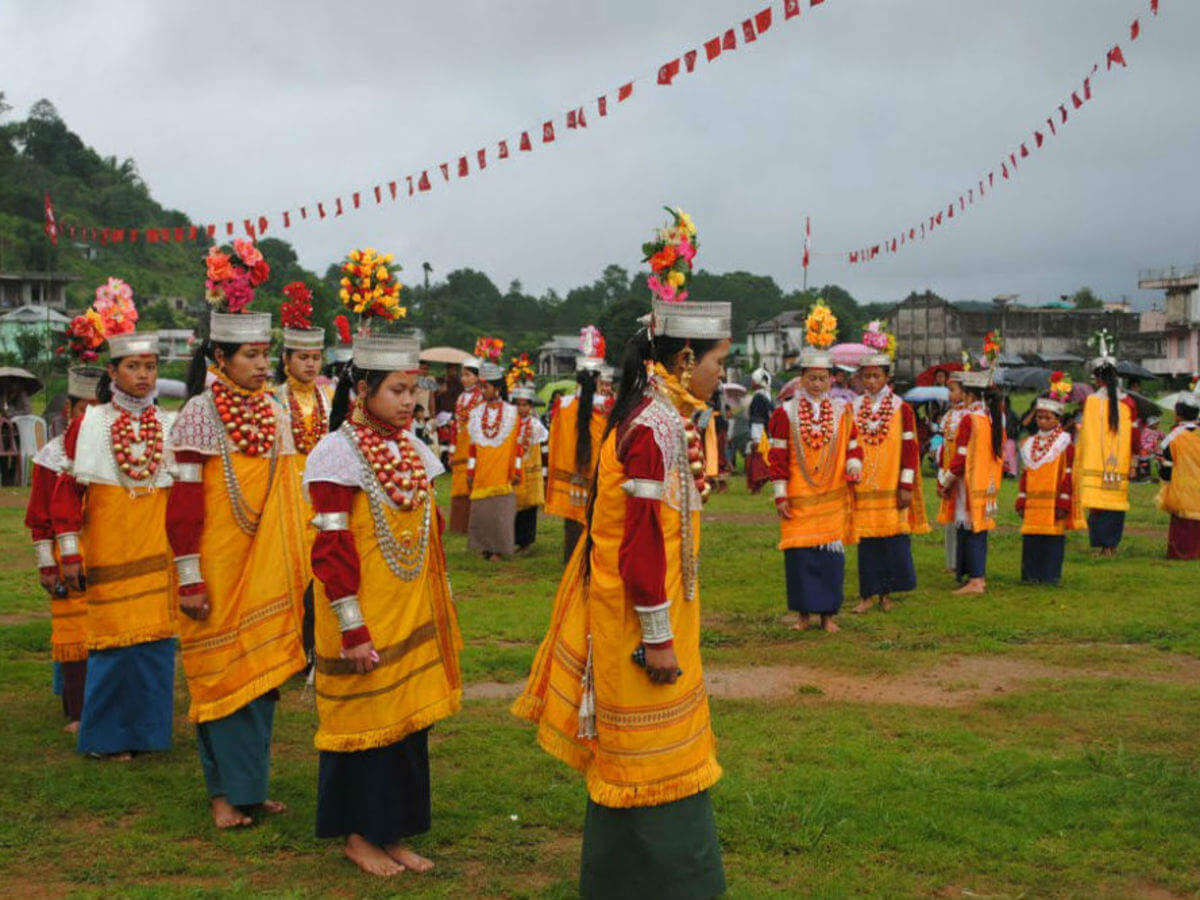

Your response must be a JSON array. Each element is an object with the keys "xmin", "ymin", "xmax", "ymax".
[{"xmin": 1, "ymin": 474, "xmax": 1197, "ymax": 899}]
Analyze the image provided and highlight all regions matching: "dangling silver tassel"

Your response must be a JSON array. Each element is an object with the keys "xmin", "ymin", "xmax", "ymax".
[{"xmin": 577, "ymin": 634, "xmax": 597, "ymax": 740}]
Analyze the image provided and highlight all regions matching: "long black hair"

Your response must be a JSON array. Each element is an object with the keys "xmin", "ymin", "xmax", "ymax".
[
  {"xmin": 275, "ymin": 349, "xmax": 293, "ymax": 384},
  {"xmin": 95, "ymin": 371, "xmax": 113, "ymax": 403},
  {"xmin": 486, "ymin": 377, "xmax": 509, "ymax": 404},
  {"xmin": 330, "ymin": 364, "xmax": 388, "ymax": 430},
  {"xmin": 581, "ymin": 329, "xmax": 721, "ymax": 584},
  {"xmin": 186, "ymin": 339, "xmax": 244, "ymax": 398},
  {"xmin": 1094, "ymin": 362, "xmax": 1121, "ymax": 432},
  {"xmin": 964, "ymin": 385, "xmax": 1005, "ymax": 460},
  {"xmin": 574, "ymin": 369, "xmax": 598, "ymax": 472}
]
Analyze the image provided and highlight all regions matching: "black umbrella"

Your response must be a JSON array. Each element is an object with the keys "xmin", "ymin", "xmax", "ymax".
[
  {"xmin": 1037, "ymin": 352, "xmax": 1084, "ymax": 366},
  {"xmin": 1000, "ymin": 367, "xmax": 1053, "ymax": 391},
  {"xmin": 1114, "ymin": 360, "xmax": 1156, "ymax": 381},
  {"xmin": 1126, "ymin": 390, "xmax": 1160, "ymax": 422}
]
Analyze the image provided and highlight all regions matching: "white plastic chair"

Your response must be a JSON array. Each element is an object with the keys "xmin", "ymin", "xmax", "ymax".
[{"xmin": 12, "ymin": 414, "xmax": 48, "ymax": 487}]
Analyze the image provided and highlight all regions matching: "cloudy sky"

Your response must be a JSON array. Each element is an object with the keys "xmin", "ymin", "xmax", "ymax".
[{"xmin": 5, "ymin": 0, "xmax": 1197, "ymax": 308}]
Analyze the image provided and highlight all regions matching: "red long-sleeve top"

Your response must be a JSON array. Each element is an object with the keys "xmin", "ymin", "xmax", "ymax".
[
  {"xmin": 765, "ymin": 398, "xmax": 864, "ymax": 484},
  {"xmin": 1016, "ymin": 443, "xmax": 1075, "ymax": 516},
  {"xmin": 164, "ymin": 450, "xmax": 208, "ymax": 597},
  {"xmin": 897, "ymin": 403, "xmax": 920, "ymax": 486},
  {"xmin": 26, "ymin": 463, "xmax": 59, "ymax": 574},
  {"xmin": 306, "ymin": 481, "xmax": 371, "ymax": 650},
  {"xmin": 616, "ymin": 420, "xmax": 670, "ymax": 649},
  {"xmin": 49, "ymin": 414, "xmax": 87, "ymax": 564}
]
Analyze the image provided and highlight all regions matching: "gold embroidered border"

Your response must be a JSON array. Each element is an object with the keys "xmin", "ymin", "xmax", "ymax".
[
  {"xmin": 314, "ymin": 622, "xmax": 437, "ymax": 675},
  {"xmin": 86, "ymin": 554, "xmax": 170, "ymax": 587},
  {"xmin": 187, "ymin": 629, "xmax": 296, "ymax": 680},
  {"xmin": 87, "ymin": 585, "xmax": 167, "ymax": 607},
  {"xmin": 595, "ymin": 683, "xmax": 707, "ymax": 730},
  {"xmin": 315, "ymin": 657, "xmax": 442, "ymax": 701},
  {"xmin": 180, "ymin": 595, "xmax": 293, "ymax": 653},
  {"xmin": 788, "ymin": 485, "xmax": 848, "ymax": 508},
  {"xmin": 552, "ymin": 638, "xmax": 586, "ymax": 679},
  {"xmin": 596, "ymin": 723, "xmax": 712, "ymax": 760}
]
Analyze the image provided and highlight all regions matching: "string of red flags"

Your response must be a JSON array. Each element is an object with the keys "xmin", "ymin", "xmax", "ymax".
[
  {"xmin": 845, "ymin": 0, "xmax": 1161, "ymax": 266},
  {"xmin": 53, "ymin": 0, "xmax": 837, "ymax": 246}
]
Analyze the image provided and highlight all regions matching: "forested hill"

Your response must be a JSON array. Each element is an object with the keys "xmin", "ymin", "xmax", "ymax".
[{"xmin": 0, "ymin": 94, "xmax": 889, "ymax": 358}]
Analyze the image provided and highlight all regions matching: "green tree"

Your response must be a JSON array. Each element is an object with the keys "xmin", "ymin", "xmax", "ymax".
[
  {"xmin": 15, "ymin": 331, "xmax": 44, "ymax": 367},
  {"xmin": 1071, "ymin": 287, "xmax": 1103, "ymax": 309}
]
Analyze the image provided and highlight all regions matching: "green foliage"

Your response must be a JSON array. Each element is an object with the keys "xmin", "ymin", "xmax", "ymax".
[
  {"xmin": 1072, "ymin": 286, "xmax": 1103, "ymax": 309},
  {"xmin": 13, "ymin": 331, "xmax": 44, "ymax": 366}
]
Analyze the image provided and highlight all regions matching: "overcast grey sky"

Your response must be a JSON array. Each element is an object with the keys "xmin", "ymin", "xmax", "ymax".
[{"xmin": 5, "ymin": 0, "xmax": 1197, "ymax": 308}]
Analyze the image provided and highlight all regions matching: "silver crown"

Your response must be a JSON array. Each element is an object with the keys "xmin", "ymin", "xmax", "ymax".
[
  {"xmin": 478, "ymin": 361, "xmax": 506, "ymax": 382},
  {"xmin": 799, "ymin": 347, "xmax": 833, "ymax": 370},
  {"xmin": 1035, "ymin": 397, "xmax": 1066, "ymax": 415},
  {"xmin": 107, "ymin": 331, "xmax": 160, "ymax": 358},
  {"xmin": 510, "ymin": 383, "xmax": 538, "ymax": 402},
  {"xmin": 282, "ymin": 327, "xmax": 326, "ymax": 351},
  {"xmin": 576, "ymin": 355, "xmax": 605, "ymax": 373},
  {"xmin": 210, "ymin": 311, "xmax": 271, "ymax": 344},
  {"xmin": 67, "ymin": 366, "xmax": 104, "ymax": 400},
  {"xmin": 651, "ymin": 300, "xmax": 731, "ymax": 340},
  {"xmin": 857, "ymin": 352, "xmax": 893, "ymax": 369},
  {"xmin": 961, "ymin": 369, "xmax": 995, "ymax": 390},
  {"xmin": 352, "ymin": 334, "xmax": 421, "ymax": 372}
]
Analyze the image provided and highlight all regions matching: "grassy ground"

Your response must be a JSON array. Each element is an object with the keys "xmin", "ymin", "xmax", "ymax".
[{"xmin": 0, "ymin": 474, "xmax": 1197, "ymax": 899}]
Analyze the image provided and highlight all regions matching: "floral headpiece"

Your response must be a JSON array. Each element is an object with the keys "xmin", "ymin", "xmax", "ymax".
[
  {"xmin": 506, "ymin": 352, "xmax": 536, "ymax": 388},
  {"xmin": 981, "ymin": 330, "xmax": 1002, "ymax": 369},
  {"xmin": 643, "ymin": 206, "xmax": 698, "ymax": 304},
  {"xmin": 1048, "ymin": 370, "xmax": 1073, "ymax": 402},
  {"xmin": 474, "ymin": 336, "xmax": 505, "ymax": 362},
  {"xmin": 281, "ymin": 282, "xmax": 314, "ymax": 330},
  {"xmin": 338, "ymin": 247, "xmax": 404, "ymax": 327},
  {"xmin": 960, "ymin": 350, "xmax": 973, "ymax": 372},
  {"xmin": 205, "ymin": 239, "xmax": 269, "ymax": 314},
  {"xmin": 805, "ymin": 300, "xmax": 838, "ymax": 349},
  {"xmin": 59, "ymin": 277, "xmax": 138, "ymax": 363},
  {"xmin": 861, "ymin": 320, "xmax": 896, "ymax": 359}
]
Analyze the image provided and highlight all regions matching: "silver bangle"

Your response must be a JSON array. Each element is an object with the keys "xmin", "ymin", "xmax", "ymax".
[
  {"xmin": 621, "ymin": 478, "xmax": 664, "ymax": 500},
  {"xmin": 635, "ymin": 602, "xmax": 674, "ymax": 645},
  {"xmin": 773, "ymin": 480, "xmax": 788, "ymax": 500},
  {"xmin": 900, "ymin": 469, "xmax": 915, "ymax": 485},
  {"xmin": 34, "ymin": 540, "xmax": 55, "ymax": 569},
  {"xmin": 769, "ymin": 438, "xmax": 788, "ymax": 449},
  {"xmin": 311, "ymin": 511, "xmax": 349, "ymax": 532},
  {"xmin": 331, "ymin": 595, "xmax": 365, "ymax": 632},
  {"xmin": 56, "ymin": 533, "xmax": 80, "ymax": 557},
  {"xmin": 175, "ymin": 554, "xmax": 202, "ymax": 585},
  {"xmin": 173, "ymin": 462, "xmax": 203, "ymax": 483}
]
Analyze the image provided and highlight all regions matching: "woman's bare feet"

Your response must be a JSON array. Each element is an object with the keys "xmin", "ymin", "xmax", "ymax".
[
  {"xmin": 851, "ymin": 597, "xmax": 877, "ymax": 615},
  {"xmin": 789, "ymin": 613, "xmax": 811, "ymax": 631},
  {"xmin": 820, "ymin": 615, "xmax": 840, "ymax": 633},
  {"xmin": 261, "ymin": 799, "xmax": 287, "ymax": 815},
  {"xmin": 345, "ymin": 834, "xmax": 404, "ymax": 877},
  {"xmin": 62, "ymin": 721, "xmax": 80, "ymax": 735},
  {"xmin": 879, "ymin": 596, "xmax": 894, "ymax": 612},
  {"xmin": 211, "ymin": 797, "xmax": 252, "ymax": 829},
  {"xmin": 953, "ymin": 578, "xmax": 986, "ymax": 595},
  {"xmin": 386, "ymin": 843, "xmax": 435, "ymax": 873},
  {"xmin": 110, "ymin": 751, "xmax": 133, "ymax": 762}
]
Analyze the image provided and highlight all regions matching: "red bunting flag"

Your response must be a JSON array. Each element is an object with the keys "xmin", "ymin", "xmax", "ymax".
[
  {"xmin": 477, "ymin": 148, "xmax": 487, "ymax": 169},
  {"xmin": 1002, "ymin": 162, "xmax": 1009, "ymax": 179},
  {"xmin": 705, "ymin": 36, "xmax": 722, "ymax": 60},
  {"xmin": 407, "ymin": 175, "xmax": 414, "ymax": 195},
  {"xmin": 373, "ymin": 186, "xmax": 382, "ymax": 203},
  {"xmin": 811, "ymin": 0, "xmax": 825, "ymax": 6},
  {"xmin": 335, "ymin": 197, "xmax": 344, "ymax": 215},
  {"xmin": 148, "ymin": 229, "xmax": 158, "ymax": 243},
  {"xmin": 1071, "ymin": 91, "xmax": 1083, "ymax": 109},
  {"xmin": 784, "ymin": 0, "xmax": 800, "ymax": 19},
  {"xmin": 352, "ymin": 192, "xmax": 360, "ymax": 209},
  {"xmin": 114, "ymin": 229, "xmax": 125, "ymax": 243},
  {"xmin": 418, "ymin": 171, "xmax": 431, "ymax": 191},
  {"xmin": 499, "ymin": 139, "xmax": 510, "ymax": 158},
  {"xmin": 755, "ymin": 7, "xmax": 773, "ymax": 32},
  {"xmin": 742, "ymin": 20, "xmax": 757, "ymax": 42},
  {"xmin": 1059, "ymin": 104, "xmax": 1068, "ymax": 123},
  {"xmin": 1035, "ymin": 130, "xmax": 1044, "ymax": 148},
  {"xmin": 1020, "ymin": 143, "xmax": 1029, "ymax": 158},
  {"xmin": 244, "ymin": 218, "xmax": 255, "ymax": 235},
  {"xmin": 566, "ymin": 109, "xmax": 578, "ymax": 128},
  {"xmin": 618, "ymin": 82, "xmax": 633, "ymax": 101},
  {"xmin": 458, "ymin": 156, "xmax": 469, "ymax": 177},
  {"xmin": 1084, "ymin": 77, "xmax": 1092, "ymax": 100},
  {"xmin": 206, "ymin": 225, "xmax": 215, "ymax": 238},
  {"xmin": 684, "ymin": 50, "xmax": 698, "ymax": 72},
  {"xmin": 722, "ymin": 28, "xmax": 737, "ymax": 50},
  {"xmin": 519, "ymin": 131, "xmax": 532, "ymax": 151},
  {"xmin": 597, "ymin": 96, "xmax": 608, "ymax": 116},
  {"xmin": 439, "ymin": 162, "xmax": 450, "ymax": 180},
  {"xmin": 256, "ymin": 217, "xmax": 267, "ymax": 235},
  {"xmin": 1107, "ymin": 44, "xmax": 1127, "ymax": 68},
  {"xmin": 542, "ymin": 121, "xmax": 555, "ymax": 142},
  {"xmin": 1151, "ymin": 0, "xmax": 1158, "ymax": 14},
  {"xmin": 658, "ymin": 59, "xmax": 681, "ymax": 84},
  {"xmin": 1131, "ymin": 19, "xmax": 1139, "ymax": 40},
  {"xmin": 317, "ymin": 203, "xmax": 326, "ymax": 219},
  {"xmin": 300, "ymin": 207, "xmax": 308, "ymax": 220},
  {"xmin": 1047, "ymin": 116, "xmax": 1057, "ymax": 135},
  {"xmin": 388, "ymin": 181, "xmax": 397, "ymax": 199},
  {"xmin": 43, "ymin": 191, "xmax": 58, "ymax": 246},
  {"xmin": 227, "ymin": 221, "xmax": 235, "ymax": 233},
  {"xmin": 283, "ymin": 211, "xmax": 291, "ymax": 227},
  {"xmin": 802, "ymin": 216, "xmax": 811, "ymax": 269},
  {"xmin": 188, "ymin": 226, "xmax": 197, "ymax": 240}
]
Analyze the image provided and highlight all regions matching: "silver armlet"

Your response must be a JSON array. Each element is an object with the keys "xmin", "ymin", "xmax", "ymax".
[
  {"xmin": 34, "ymin": 540, "xmax": 55, "ymax": 569},
  {"xmin": 331, "ymin": 595, "xmax": 365, "ymax": 632},
  {"xmin": 773, "ymin": 480, "xmax": 788, "ymax": 500},
  {"xmin": 635, "ymin": 602, "xmax": 674, "ymax": 645},
  {"xmin": 311, "ymin": 511, "xmax": 350, "ymax": 532},
  {"xmin": 621, "ymin": 478, "xmax": 664, "ymax": 500},
  {"xmin": 173, "ymin": 462, "xmax": 203, "ymax": 483},
  {"xmin": 175, "ymin": 554, "xmax": 202, "ymax": 585}
]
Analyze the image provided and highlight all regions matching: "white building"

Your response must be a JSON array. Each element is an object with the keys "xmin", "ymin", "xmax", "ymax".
[{"xmin": 746, "ymin": 310, "xmax": 806, "ymax": 372}]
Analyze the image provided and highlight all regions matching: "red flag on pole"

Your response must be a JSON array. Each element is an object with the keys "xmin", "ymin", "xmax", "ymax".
[{"xmin": 43, "ymin": 191, "xmax": 58, "ymax": 246}]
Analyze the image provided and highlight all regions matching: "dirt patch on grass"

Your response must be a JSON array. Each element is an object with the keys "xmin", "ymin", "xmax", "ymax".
[
  {"xmin": 466, "ymin": 652, "xmax": 1200, "ymax": 707},
  {"xmin": 0, "ymin": 608, "xmax": 49, "ymax": 625},
  {"xmin": 0, "ymin": 489, "xmax": 31, "ymax": 509}
]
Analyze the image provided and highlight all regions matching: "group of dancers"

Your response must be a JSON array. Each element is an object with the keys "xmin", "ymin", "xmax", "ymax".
[{"xmin": 23, "ymin": 207, "xmax": 1200, "ymax": 895}]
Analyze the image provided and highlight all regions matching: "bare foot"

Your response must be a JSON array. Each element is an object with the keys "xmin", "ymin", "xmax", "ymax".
[
  {"xmin": 386, "ymin": 843, "xmax": 435, "ymax": 873},
  {"xmin": 345, "ymin": 834, "xmax": 404, "ymax": 877},
  {"xmin": 953, "ymin": 579, "xmax": 986, "ymax": 595},
  {"xmin": 879, "ymin": 596, "xmax": 894, "ymax": 612},
  {"xmin": 110, "ymin": 751, "xmax": 133, "ymax": 762},
  {"xmin": 821, "ymin": 617, "xmax": 840, "ymax": 633},
  {"xmin": 261, "ymin": 799, "xmax": 287, "ymax": 815},
  {"xmin": 63, "ymin": 720, "xmax": 80, "ymax": 735},
  {"xmin": 211, "ymin": 796, "xmax": 252, "ymax": 829},
  {"xmin": 851, "ymin": 597, "xmax": 877, "ymax": 615}
]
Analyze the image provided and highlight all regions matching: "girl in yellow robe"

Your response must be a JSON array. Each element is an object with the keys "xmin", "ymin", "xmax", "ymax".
[
  {"xmin": 511, "ymin": 382, "xmax": 549, "ymax": 553},
  {"xmin": 168, "ymin": 305, "xmax": 308, "ymax": 830},
  {"xmin": 305, "ymin": 334, "xmax": 462, "ymax": 878},
  {"xmin": 514, "ymin": 297, "xmax": 731, "ymax": 899},
  {"xmin": 466, "ymin": 361, "xmax": 522, "ymax": 559},
  {"xmin": 1016, "ymin": 394, "xmax": 1080, "ymax": 584},
  {"xmin": 1075, "ymin": 353, "xmax": 1136, "ymax": 556},
  {"xmin": 1157, "ymin": 392, "xmax": 1200, "ymax": 559}
]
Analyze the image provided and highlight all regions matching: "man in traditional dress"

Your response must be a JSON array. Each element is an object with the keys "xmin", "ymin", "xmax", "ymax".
[
  {"xmin": 1157, "ymin": 386, "xmax": 1200, "ymax": 560},
  {"xmin": 768, "ymin": 302, "xmax": 862, "ymax": 633},
  {"xmin": 745, "ymin": 367, "xmax": 773, "ymax": 493},
  {"xmin": 52, "ymin": 288, "xmax": 178, "ymax": 760},
  {"xmin": 849, "ymin": 336, "xmax": 928, "ymax": 614}
]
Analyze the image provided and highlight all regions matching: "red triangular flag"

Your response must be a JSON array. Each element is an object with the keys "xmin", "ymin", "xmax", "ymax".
[
  {"xmin": 283, "ymin": 211, "xmax": 291, "ymax": 228},
  {"xmin": 755, "ymin": 7, "xmax": 773, "ymax": 32},
  {"xmin": 519, "ymin": 131, "xmax": 532, "ymax": 151},
  {"xmin": 458, "ymin": 156, "xmax": 469, "ymax": 177},
  {"xmin": 784, "ymin": 0, "xmax": 800, "ymax": 19},
  {"xmin": 352, "ymin": 192, "xmax": 360, "ymax": 209},
  {"xmin": 722, "ymin": 28, "xmax": 737, "ymax": 50},
  {"xmin": 254, "ymin": 217, "xmax": 266, "ymax": 236},
  {"xmin": 1151, "ymin": 0, "xmax": 1158, "ymax": 15},
  {"xmin": 439, "ymin": 163, "xmax": 450, "ymax": 180},
  {"xmin": 577, "ymin": 106, "xmax": 587, "ymax": 127},
  {"xmin": 1131, "ymin": 19, "xmax": 1139, "ymax": 40},
  {"xmin": 683, "ymin": 50, "xmax": 697, "ymax": 72},
  {"xmin": 243, "ymin": 218, "xmax": 255, "ymax": 235},
  {"xmin": 657, "ymin": 59, "xmax": 681, "ymax": 84},
  {"xmin": 1059, "ymin": 104, "xmax": 1068, "ymax": 123},
  {"xmin": 597, "ymin": 96, "xmax": 608, "ymax": 116},
  {"xmin": 388, "ymin": 181, "xmax": 397, "ymax": 199},
  {"xmin": 418, "ymin": 171, "xmax": 431, "ymax": 191},
  {"xmin": 618, "ymin": 82, "xmax": 633, "ymax": 101},
  {"xmin": 1002, "ymin": 162, "xmax": 1009, "ymax": 179},
  {"xmin": 374, "ymin": 186, "xmax": 382, "ymax": 203},
  {"xmin": 317, "ymin": 204, "xmax": 325, "ymax": 220},
  {"xmin": 1084, "ymin": 77, "xmax": 1092, "ymax": 100},
  {"xmin": 705, "ymin": 37, "xmax": 722, "ymax": 60},
  {"xmin": 407, "ymin": 175, "xmax": 414, "ymax": 195},
  {"xmin": 335, "ymin": 197, "xmax": 344, "ymax": 216},
  {"xmin": 742, "ymin": 20, "xmax": 757, "ymax": 42},
  {"xmin": 1072, "ymin": 91, "xmax": 1083, "ymax": 109},
  {"xmin": 948, "ymin": 204, "xmax": 954, "ymax": 219},
  {"xmin": 1020, "ymin": 143, "xmax": 1029, "ymax": 158},
  {"xmin": 1035, "ymin": 130, "xmax": 1044, "ymax": 148},
  {"xmin": 1107, "ymin": 44, "xmax": 1127, "ymax": 69},
  {"xmin": 477, "ymin": 148, "xmax": 487, "ymax": 169},
  {"xmin": 566, "ymin": 109, "xmax": 577, "ymax": 129},
  {"xmin": 542, "ymin": 121, "xmax": 555, "ymax": 142},
  {"xmin": 1047, "ymin": 116, "xmax": 1057, "ymax": 135},
  {"xmin": 499, "ymin": 139, "xmax": 510, "ymax": 158}
]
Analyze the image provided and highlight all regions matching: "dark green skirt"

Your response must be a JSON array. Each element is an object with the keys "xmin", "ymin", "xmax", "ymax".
[{"xmin": 581, "ymin": 790, "xmax": 725, "ymax": 899}]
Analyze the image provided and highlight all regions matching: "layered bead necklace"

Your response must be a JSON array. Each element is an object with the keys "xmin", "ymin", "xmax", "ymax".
[
  {"xmin": 109, "ymin": 404, "xmax": 163, "ymax": 481},
  {"xmin": 1028, "ymin": 426, "xmax": 1063, "ymax": 466},
  {"xmin": 286, "ymin": 378, "xmax": 326, "ymax": 454},
  {"xmin": 212, "ymin": 377, "xmax": 277, "ymax": 456},
  {"xmin": 855, "ymin": 390, "xmax": 895, "ymax": 446},
  {"xmin": 351, "ymin": 403, "xmax": 430, "ymax": 512},
  {"xmin": 797, "ymin": 395, "xmax": 835, "ymax": 450},
  {"xmin": 456, "ymin": 387, "xmax": 482, "ymax": 427},
  {"xmin": 683, "ymin": 417, "xmax": 711, "ymax": 502}
]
